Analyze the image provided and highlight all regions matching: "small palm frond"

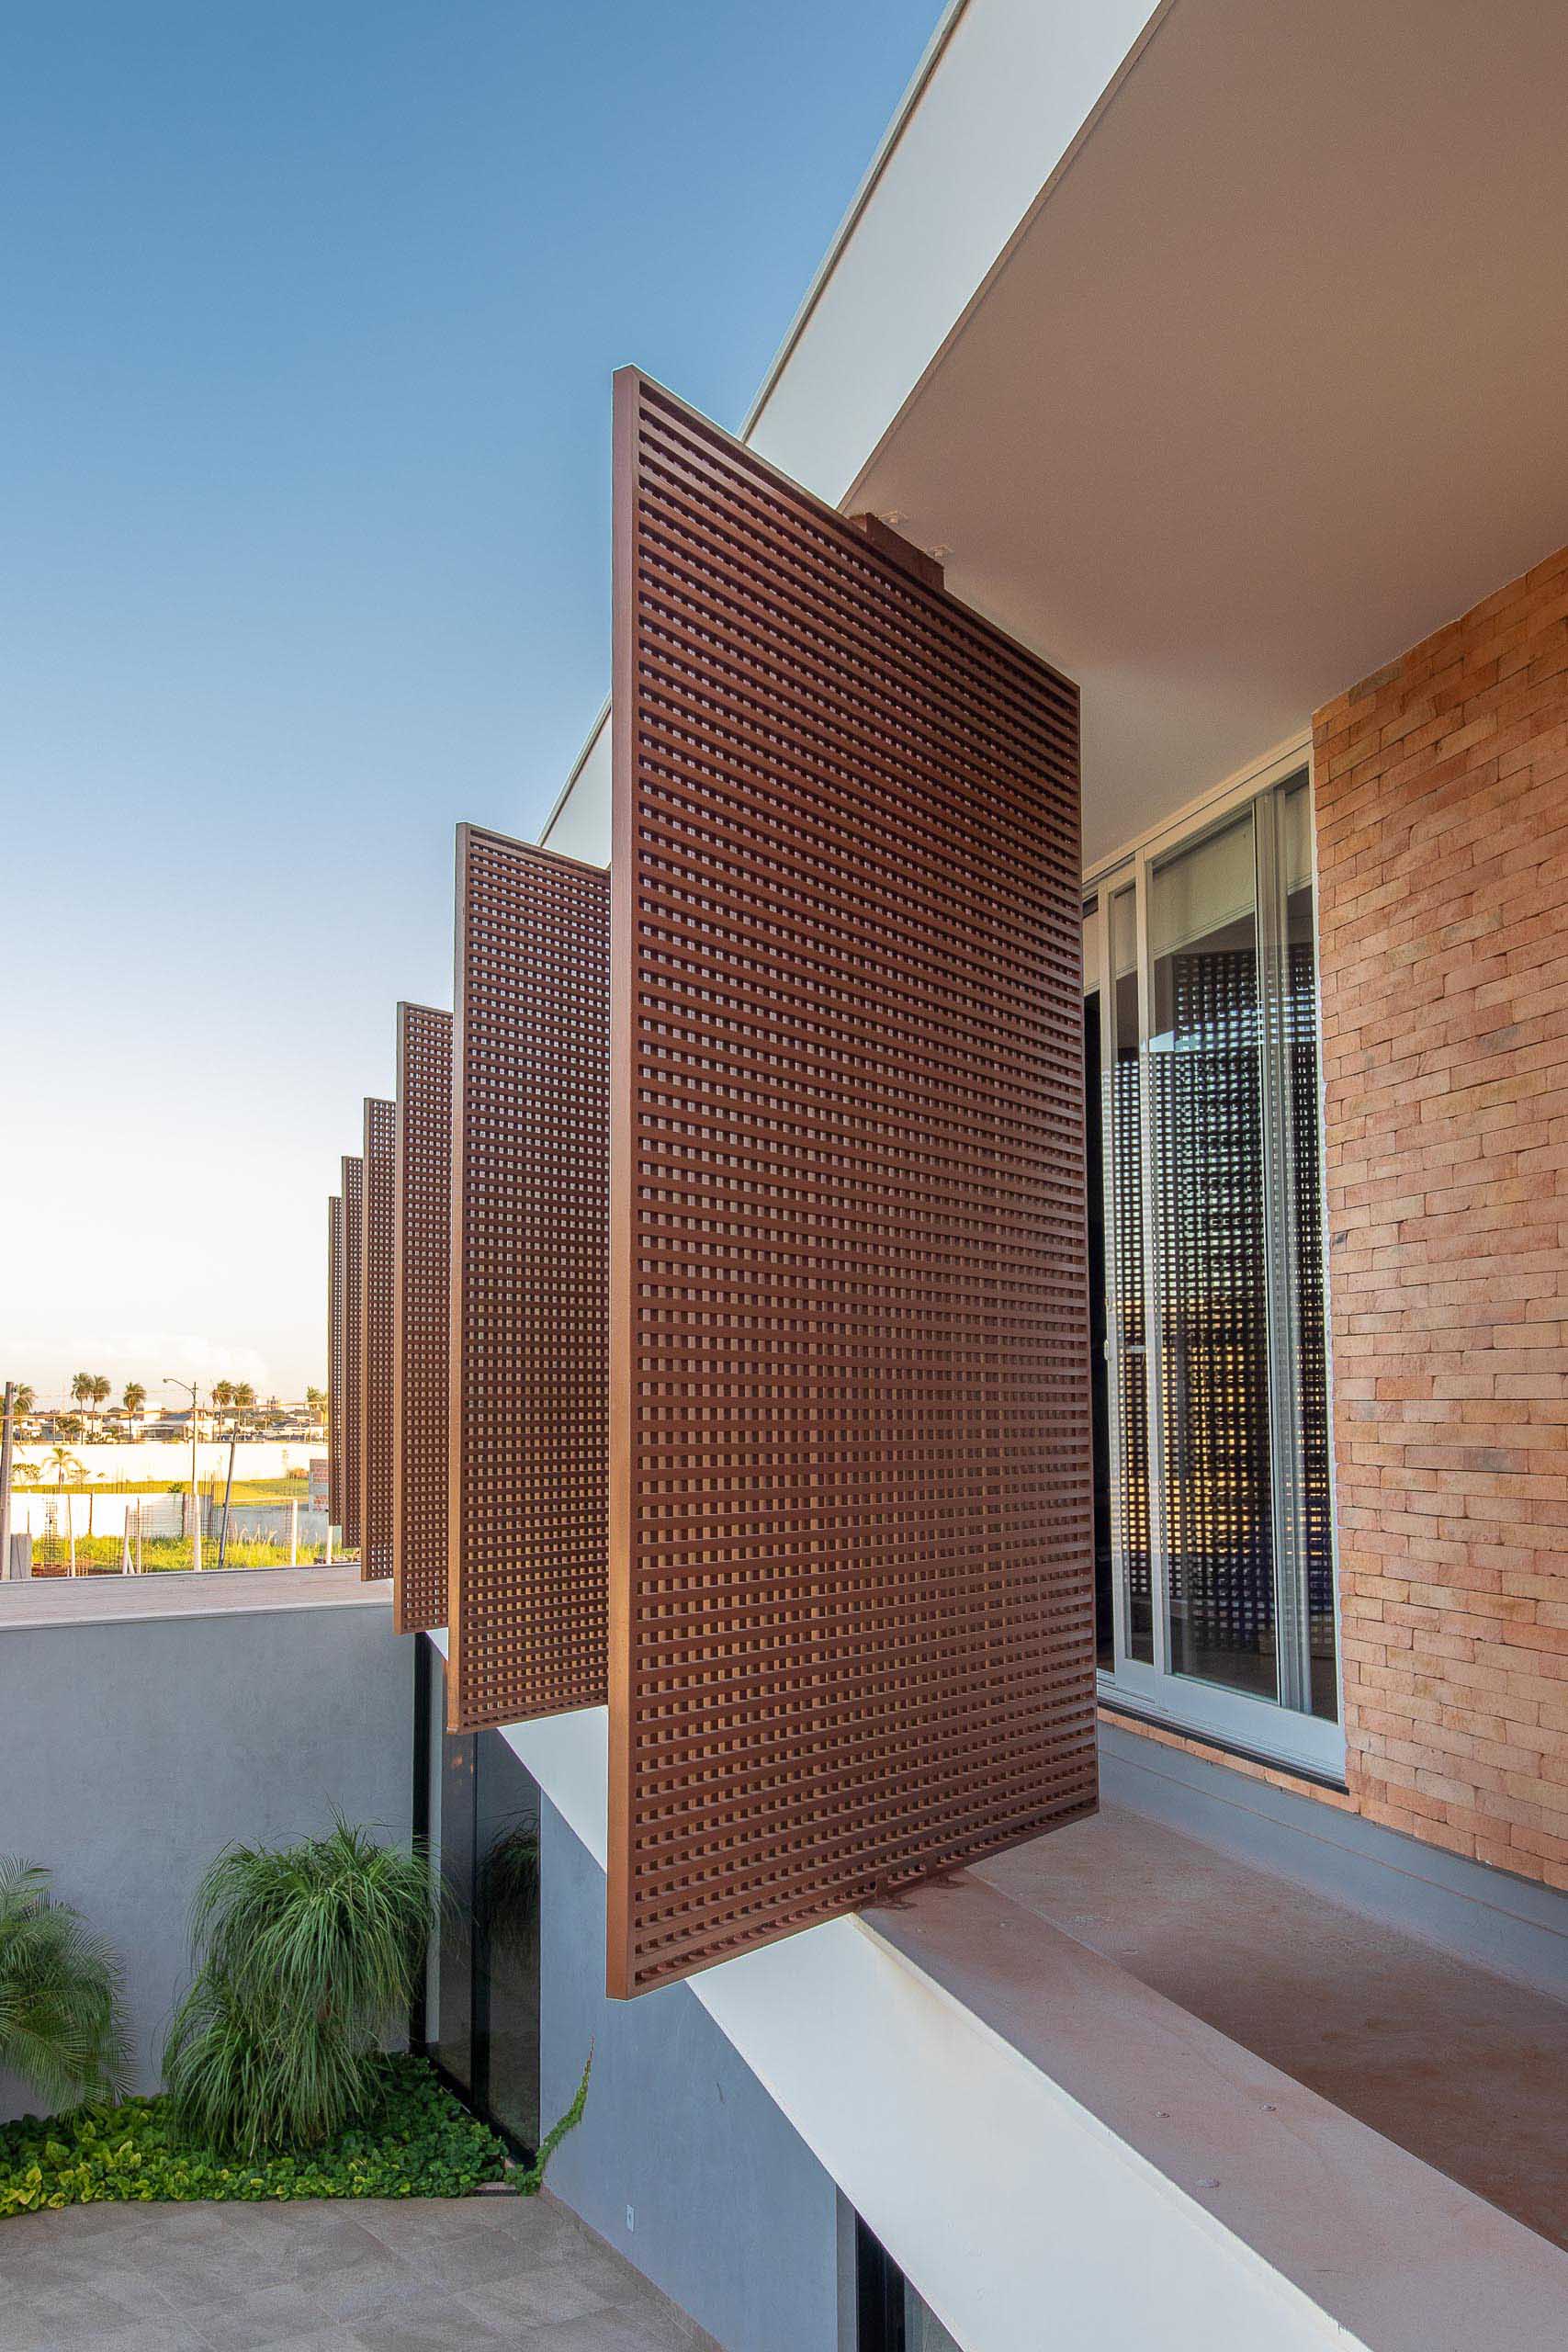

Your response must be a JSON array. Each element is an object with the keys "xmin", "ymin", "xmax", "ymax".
[{"xmin": 0, "ymin": 1856, "xmax": 129, "ymax": 2110}]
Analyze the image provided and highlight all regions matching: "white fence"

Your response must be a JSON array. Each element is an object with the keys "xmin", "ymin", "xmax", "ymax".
[
  {"xmin": 8, "ymin": 1440, "xmax": 323, "ymax": 1485},
  {"xmin": 11, "ymin": 1492, "xmax": 186, "ymax": 1540},
  {"xmin": 11, "ymin": 1494, "xmax": 328, "ymax": 1547}
]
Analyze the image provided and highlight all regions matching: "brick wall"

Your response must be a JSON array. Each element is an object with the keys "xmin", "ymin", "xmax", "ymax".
[{"xmin": 1314, "ymin": 544, "xmax": 1568, "ymax": 1890}]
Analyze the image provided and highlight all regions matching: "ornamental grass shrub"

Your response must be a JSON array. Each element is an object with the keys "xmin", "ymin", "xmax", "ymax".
[{"xmin": 163, "ymin": 1816, "xmax": 437, "ymax": 2156}]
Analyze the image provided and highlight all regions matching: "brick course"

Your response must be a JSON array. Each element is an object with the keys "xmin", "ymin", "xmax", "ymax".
[{"xmin": 1313, "ymin": 543, "xmax": 1568, "ymax": 1889}]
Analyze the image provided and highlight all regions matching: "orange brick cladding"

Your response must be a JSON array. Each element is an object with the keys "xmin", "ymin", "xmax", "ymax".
[{"xmin": 1313, "ymin": 542, "xmax": 1568, "ymax": 1892}]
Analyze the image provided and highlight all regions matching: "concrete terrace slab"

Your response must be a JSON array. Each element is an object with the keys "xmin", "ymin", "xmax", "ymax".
[
  {"xmin": 863, "ymin": 1801, "xmax": 1568, "ymax": 2352},
  {"xmin": 974, "ymin": 1802, "xmax": 1568, "ymax": 2253},
  {"xmin": 0, "ymin": 2190, "xmax": 720, "ymax": 2351},
  {"xmin": 0, "ymin": 1564, "xmax": 390, "ymax": 1629}
]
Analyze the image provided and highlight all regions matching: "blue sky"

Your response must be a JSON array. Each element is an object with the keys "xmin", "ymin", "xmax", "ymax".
[{"xmin": 1, "ymin": 0, "xmax": 942, "ymax": 1402}]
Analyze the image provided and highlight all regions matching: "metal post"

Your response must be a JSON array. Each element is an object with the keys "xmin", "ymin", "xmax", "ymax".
[
  {"xmin": 288, "ymin": 1497, "xmax": 299, "ymax": 1566},
  {"xmin": 0, "ymin": 1382, "xmax": 14, "ymax": 1581},
  {"xmin": 218, "ymin": 1409, "xmax": 238, "ymax": 1570},
  {"xmin": 166, "ymin": 1377, "xmax": 202, "ymax": 1571}
]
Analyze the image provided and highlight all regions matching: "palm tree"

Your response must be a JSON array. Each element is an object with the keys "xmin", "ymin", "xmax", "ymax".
[
  {"xmin": 6, "ymin": 1382, "xmax": 36, "ymax": 1421},
  {"xmin": 121, "ymin": 1381, "xmax": 146, "ymax": 1430},
  {"xmin": 211, "ymin": 1380, "xmax": 234, "ymax": 1423},
  {"xmin": 70, "ymin": 1372, "xmax": 93, "ymax": 1428},
  {"xmin": 47, "ymin": 1447, "xmax": 85, "ymax": 1569},
  {"xmin": 304, "ymin": 1385, "xmax": 327, "ymax": 1430},
  {"xmin": 49, "ymin": 1445, "xmax": 85, "ymax": 1488},
  {"xmin": 0, "ymin": 1858, "xmax": 128, "ymax": 2109},
  {"xmin": 231, "ymin": 1382, "xmax": 257, "ymax": 1437},
  {"xmin": 89, "ymin": 1375, "xmax": 111, "ymax": 1438}
]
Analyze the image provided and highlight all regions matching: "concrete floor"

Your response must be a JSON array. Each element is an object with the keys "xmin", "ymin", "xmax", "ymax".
[
  {"xmin": 976, "ymin": 1802, "xmax": 1568, "ymax": 2250},
  {"xmin": 0, "ymin": 2188, "xmax": 719, "ymax": 2351},
  {"xmin": 0, "ymin": 1565, "xmax": 388, "ymax": 1629}
]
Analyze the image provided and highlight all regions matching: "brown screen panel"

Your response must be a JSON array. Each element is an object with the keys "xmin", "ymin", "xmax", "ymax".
[
  {"xmin": 327, "ymin": 1194, "xmax": 343, "ymax": 1531},
  {"xmin": 340, "ymin": 1152, "xmax": 364, "ymax": 1553},
  {"xmin": 360, "ymin": 1096, "xmax": 395, "ymax": 1581},
  {"xmin": 608, "ymin": 369, "xmax": 1095, "ymax": 1996},
  {"xmin": 393, "ymin": 1002, "xmax": 452, "ymax": 1634},
  {"xmin": 447, "ymin": 824, "xmax": 610, "ymax": 1733}
]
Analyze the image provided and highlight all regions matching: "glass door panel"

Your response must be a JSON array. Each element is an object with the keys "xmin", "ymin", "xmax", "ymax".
[
  {"xmin": 1281, "ymin": 784, "xmax": 1337, "ymax": 1720},
  {"xmin": 1149, "ymin": 813, "xmax": 1279, "ymax": 1703},
  {"xmin": 1085, "ymin": 918, "xmax": 1112, "ymax": 1668},
  {"xmin": 1109, "ymin": 886, "xmax": 1153, "ymax": 1663}
]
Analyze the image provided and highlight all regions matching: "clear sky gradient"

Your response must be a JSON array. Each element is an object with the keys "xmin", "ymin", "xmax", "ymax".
[{"xmin": 2, "ymin": 0, "xmax": 942, "ymax": 1404}]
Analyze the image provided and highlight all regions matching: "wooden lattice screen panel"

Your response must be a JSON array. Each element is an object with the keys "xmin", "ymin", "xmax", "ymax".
[
  {"xmin": 359, "ymin": 1096, "xmax": 396, "ymax": 1581},
  {"xmin": 339, "ymin": 1152, "xmax": 364, "ymax": 1553},
  {"xmin": 392, "ymin": 1002, "xmax": 452, "ymax": 1634},
  {"xmin": 447, "ymin": 824, "xmax": 610, "ymax": 1732},
  {"xmin": 608, "ymin": 369, "xmax": 1095, "ymax": 1996},
  {"xmin": 327, "ymin": 1194, "xmax": 343, "ymax": 1531}
]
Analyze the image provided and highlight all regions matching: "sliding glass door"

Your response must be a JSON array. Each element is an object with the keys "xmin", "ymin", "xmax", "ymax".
[{"xmin": 1086, "ymin": 770, "xmax": 1339, "ymax": 1771}]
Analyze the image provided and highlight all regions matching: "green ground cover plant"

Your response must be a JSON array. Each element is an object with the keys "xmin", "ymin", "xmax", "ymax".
[
  {"xmin": 1, "ymin": 1818, "xmax": 592, "ymax": 2222},
  {"xmin": 0, "ymin": 2054, "xmax": 508, "ymax": 2215}
]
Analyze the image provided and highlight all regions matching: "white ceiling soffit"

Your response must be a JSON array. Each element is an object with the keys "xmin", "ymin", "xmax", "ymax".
[
  {"xmin": 744, "ymin": 0, "xmax": 1162, "ymax": 504},
  {"xmin": 849, "ymin": 0, "xmax": 1568, "ymax": 866}
]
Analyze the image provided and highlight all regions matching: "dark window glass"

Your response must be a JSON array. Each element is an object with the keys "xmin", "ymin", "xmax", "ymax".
[
  {"xmin": 417, "ymin": 1639, "xmax": 543, "ymax": 2152},
  {"xmin": 434, "ymin": 1723, "xmax": 477, "ymax": 2095},
  {"xmin": 1282, "ymin": 786, "xmax": 1337, "ymax": 1721},
  {"xmin": 1085, "ymin": 986, "xmax": 1112, "ymax": 1669},
  {"xmin": 1110, "ymin": 888, "xmax": 1153, "ymax": 1663},
  {"xmin": 475, "ymin": 1736, "xmax": 541, "ymax": 2151}
]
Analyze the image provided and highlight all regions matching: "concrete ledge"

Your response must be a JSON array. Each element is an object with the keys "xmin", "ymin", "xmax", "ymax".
[
  {"xmin": 1100, "ymin": 1718, "xmax": 1568, "ymax": 1998},
  {"xmin": 0, "ymin": 1564, "xmax": 390, "ymax": 1630},
  {"xmin": 866, "ymin": 1871, "xmax": 1568, "ymax": 2352}
]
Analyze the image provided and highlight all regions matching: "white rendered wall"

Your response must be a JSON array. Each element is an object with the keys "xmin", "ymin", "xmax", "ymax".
[
  {"xmin": 744, "ymin": 0, "xmax": 1160, "ymax": 503},
  {"xmin": 9, "ymin": 1438, "xmax": 321, "ymax": 1486},
  {"xmin": 424, "ymin": 1633, "xmax": 1408, "ymax": 2352}
]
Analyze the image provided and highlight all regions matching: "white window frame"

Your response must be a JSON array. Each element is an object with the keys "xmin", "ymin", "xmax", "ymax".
[{"xmin": 1085, "ymin": 738, "xmax": 1346, "ymax": 1781}]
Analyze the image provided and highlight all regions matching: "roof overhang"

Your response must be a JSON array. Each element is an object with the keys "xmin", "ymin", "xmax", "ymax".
[{"xmin": 847, "ymin": 0, "xmax": 1568, "ymax": 865}]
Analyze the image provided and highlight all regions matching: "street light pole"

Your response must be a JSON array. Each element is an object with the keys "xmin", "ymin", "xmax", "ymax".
[
  {"xmin": 164, "ymin": 1377, "xmax": 203, "ymax": 1571},
  {"xmin": 0, "ymin": 1381, "xmax": 15, "ymax": 1580}
]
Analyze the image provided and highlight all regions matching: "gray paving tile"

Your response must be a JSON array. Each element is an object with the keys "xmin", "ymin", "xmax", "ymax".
[
  {"xmin": 505, "ymin": 2310, "xmax": 716, "ymax": 2352},
  {"xmin": 0, "ymin": 2194, "xmax": 717, "ymax": 2350},
  {"xmin": 0, "ymin": 2275, "xmax": 209, "ymax": 2352},
  {"xmin": 457, "ymin": 2260, "xmax": 621, "ymax": 2330}
]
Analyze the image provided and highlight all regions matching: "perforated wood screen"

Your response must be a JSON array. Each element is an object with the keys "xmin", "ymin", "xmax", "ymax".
[
  {"xmin": 359, "ymin": 1097, "xmax": 395, "ymax": 1581},
  {"xmin": 340, "ymin": 1153, "xmax": 364, "ymax": 1553},
  {"xmin": 393, "ymin": 1003, "xmax": 452, "ymax": 1634},
  {"xmin": 447, "ymin": 825, "xmax": 610, "ymax": 1733},
  {"xmin": 327, "ymin": 1194, "xmax": 343, "ymax": 1530},
  {"xmin": 607, "ymin": 370, "xmax": 1095, "ymax": 1996}
]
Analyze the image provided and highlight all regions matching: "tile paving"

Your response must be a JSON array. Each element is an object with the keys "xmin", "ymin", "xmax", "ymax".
[{"xmin": 0, "ymin": 2189, "xmax": 720, "ymax": 2351}]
